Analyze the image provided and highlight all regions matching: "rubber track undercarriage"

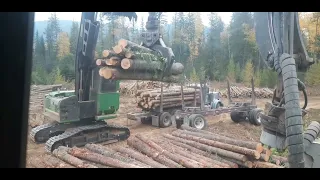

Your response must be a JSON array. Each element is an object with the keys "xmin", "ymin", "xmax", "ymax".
[{"xmin": 30, "ymin": 122, "xmax": 130, "ymax": 152}]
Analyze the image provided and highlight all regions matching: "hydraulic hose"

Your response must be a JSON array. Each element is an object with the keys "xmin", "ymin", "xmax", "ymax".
[
  {"xmin": 297, "ymin": 79, "xmax": 308, "ymax": 110},
  {"xmin": 280, "ymin": 53, "xmax": 305, "ymax": 168},
  {"xmin": 302, "ymin": 88, "xmax": 308, "ymax": 110}
]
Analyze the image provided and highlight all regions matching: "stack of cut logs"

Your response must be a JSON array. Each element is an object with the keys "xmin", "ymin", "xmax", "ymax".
[
  {"xmin": 96, "ymin": 39, "xmax": 184, "ymax": 83},
  {"xmin": 119, "ymin": 81, "xmax": 163, "ymax": 95},
  {"xmin": 135, "ymin": 86, "xmax": 200, "ymax": 110},
  {"xmin": 28, "ymin": 84, "xmax": 62, "ymax": 128},
  {"xmin": 220, "ymin": 86, "xmax": 274, "ymax": 99},
  {"xmin": 49, "ymin": 125, "xmax": 287, "ymax": 168}
]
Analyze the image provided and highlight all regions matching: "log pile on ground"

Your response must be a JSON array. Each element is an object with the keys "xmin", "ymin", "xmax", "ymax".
[
  {"xmin": 220, "ymin": 86, "xmax": 274, "ymax": 99},
  {"xmin": 135, "ymin": 86, "xmax": 200, "ymax": 110},
  {"xmin": 51, "ymin": 125, "xmax": 287, "ymax": 168},
  {"xmin": 97, "ymin": 39, "xmax": 184, "ymax": 83},
  {"xmin": 28, "ymin": 84, "xmax": 63, "ymax": 128}
]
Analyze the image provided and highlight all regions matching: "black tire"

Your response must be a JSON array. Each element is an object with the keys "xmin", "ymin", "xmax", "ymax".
[
  {"xmin": 303, "ymin": 121, "xmax": 320, "ymax": 148},
  {"xmin": 189, "ymin": 114, "xmax": 207, "ymax": 130},
  {"xmin": 280, "ymin": 53, "xmax": 305, "ymax": 168},
  {"xmin": 230, "ymin": 111, "xmax": 244, "ymax": 123},
  {"xmin": 171, "ymin": 109, "xmax": 182, "ymax": 116},
  {"xmin": 216, "ymin": 103, "xmax": 220, "ymax": 109},
  {"xmin": 159, "ymin": 112, "xmax": 172, "ymax": 128},
  {"xmin": 141, "ymin": 116, "xmax": 151, "ymax": 124},
  {"xmin": 248, "ymin": 108, "xmax": 263, "ymax": 126}
]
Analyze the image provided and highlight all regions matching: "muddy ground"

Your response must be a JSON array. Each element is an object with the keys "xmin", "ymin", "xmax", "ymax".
[{"xmin": 26, "ymin": 94, "xmax": 320, "ymax": 168}]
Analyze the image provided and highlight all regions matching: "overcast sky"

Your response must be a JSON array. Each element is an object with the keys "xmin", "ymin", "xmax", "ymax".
[{"xmin": 34, "ymin": 12, "xmax": 232, "ymax": 26}]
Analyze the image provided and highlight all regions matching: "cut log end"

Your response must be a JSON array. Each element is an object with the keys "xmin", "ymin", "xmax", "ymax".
[
  {"xmin": 101, "ymin": 68, "xmax": 113, "ymax": 79},
  {"xmin": 102, "ymin": 50, "xmax": 109, "ymax": 57},
  {"xmin": 254, "ymin": 151, "xmax": 261, "ymax": 159},
  {"xmin": 244, "ymin": 161, "xmax": 253, "ymax": 168},
  {"xmin": 118, "ymin": 39, "xmax": 128, "ymax": 48},
  {"xmin": 121, "ymin": 58, "xmax": 131, "ymax": 69},
  {"xmin": 113, "ymin": 45, "xmax": 123, "ymax": 54},
  {"xmin": 256, "ymin": 143, "xmax": 263, "ymax": 153},
  {"xmin": 96, "ymin": 59, "xmax": 102, "ymax": 66}
]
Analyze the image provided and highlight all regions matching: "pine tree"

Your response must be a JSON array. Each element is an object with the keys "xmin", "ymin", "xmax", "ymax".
[
  {"xmin": 227, "ymin": 57, "xmax": 236, "ymax": 82},
  {"xmin": 305, "ymin": 63, "xmax": 320, "ymax": 86},
  {"xmin": 57, "ymin": 32, "xmax": 70, "ymax": 60},
  {"xmin": 190, "ymin": 67, "xmax": 199, "ymax": 83},
  {"xmin": 69, "ymin": 21, "xmax": 79, "ymax": 55},
  {"xmin": 44, "ymin": 12, "xmax": 61, "ymax": 72},
  {"xmin": 243, "ymin": 59, "xmax": 254, "ymax": 86}
]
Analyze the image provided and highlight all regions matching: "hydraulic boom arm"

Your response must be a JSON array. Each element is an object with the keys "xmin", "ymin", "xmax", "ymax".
[
  {"xmin": 254, "ymin": 12, "xmax": 319, "ymax": 168},
  {"xmin": 76, "ymin": 12, "xmax": 175, "ymax": 101}
]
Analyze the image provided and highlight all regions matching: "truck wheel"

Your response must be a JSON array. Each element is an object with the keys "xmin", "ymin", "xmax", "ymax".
[
  {"xmin": 159, "ymin": 112, "xmax": 172, "ymax": 128},
  {"xmin": 230, "ymin": 111, "xmax": 244, "ymax": 123},
  {"xmin": 248, "ymin": 108, "xmax": 263, "ymax": 126},
  {"xmin": 171, "ymin": 109, "xmax": 182, "ymax": 116},
  {"xmin": 216, "ymin": 103, "xmax": 221, "ymax": 109},
  {"xmin": 141, "ymin": 116, "xmax": 151, "ymax": 124},
  {"xmin": 189, "ymin": 114, "xmax": 207, "ymax": 130}
]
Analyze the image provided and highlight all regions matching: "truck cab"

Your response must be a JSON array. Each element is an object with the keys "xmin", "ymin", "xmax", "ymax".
[{"xmin": 205, "ymin": 91, "xmax": 224, "ymax": 109}]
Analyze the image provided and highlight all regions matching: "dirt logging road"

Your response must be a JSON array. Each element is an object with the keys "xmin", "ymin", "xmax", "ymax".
[{"xmin": 26, "ymin": 82, "xmax": 320, "ymax": 168}]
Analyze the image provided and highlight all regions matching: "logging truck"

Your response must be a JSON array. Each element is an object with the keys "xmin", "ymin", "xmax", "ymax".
[{"xmin": 127, "ymin": 77, "xmax": 262, "ymax": 129}]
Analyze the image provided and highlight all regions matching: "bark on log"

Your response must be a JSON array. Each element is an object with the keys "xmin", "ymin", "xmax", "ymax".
[
  {"xmin": 113, "ymin": 146, "xmax": 167, "ymax": 168},
  {"xmin": 262, "ymin": 148, "xmax": 272, "ymax": 157},
  {"xmin": 180, "ymin": 124, "xmax": 263, "ymax": 153},
  {"xmin": 53, "ymin": 147, "xmax": 97, "ymax": 168},
  {"xmin": 135, "ymin": 134, "xmax": 203, "ymax": 168},
  {"xmin": 120, "ymin": 58, "xmax": 184, "ymax": 75},
  {"xmin": 162, "ymin": 134, "xmax": 248, "ymax": 162},
  {"xmin": 121, "ymin": 58, "xmax": 161, "ymax": 70},
  {"xmin": 148, "ymin": 97, "xmax": 195, "ymax": 106},
  {"xmin": 96, "ymin": 59, "xmax": 104, "ymax": 66},
  {"xmin": 100, "ymin": 67, "xmax": 181, "ymax": 82},
  {"xmin": 139, "ymin": 87, "xmax": 195, "ymax": 97},
  {"xmin": 106, "ymin": 57, "xmax": 121, "ymax": 66},
  {"xmin": 84, "ymin": 144, "xmax": 150, "ymax": 168},
  {"xmin": 222, "ymin": 157, "xmax": 253, "ymax": 168},
  {"xmin": 172, "ymin": 130, "xmax": 261, "ymax": 159},
  {"xmin": 155, "ymin": 139, "xmax": 224, "ymax": 168},
  {"xmin": 127, "ymin": 137, "xmax": 183, "ymax": 168},
  {"xmin": 152, "ymin": 101, "xmax": 193, "ymax": 109},
  {"xmin": 118, "ymin": 39, "xmax": 155, "ymax": 54},
  {"xmin": 43, "ymin": 155, "xmax": 75, "ymax": 168},
  {"xmin": 125, "ymin": 51, "xmax": 135, "ymax": 59},
  {"xmin": 102, "ymin": 50, "xmax": 118, "ymax": 58},
  {"xmin": 67, "ymin": 147, "xmax": 142, "ymax": 168},
  {"xmin": 165, "ymin": 137, "xmax": 238, "ymax": 168},
  {"xmin": 29, "ymin": 155, "xmax": 75, "ymax": 168},
  {"xmin": 252, "ymin": 161, "xmax": 284, "ymax": 168},
  {"xmin": 150, "ymin": 90, "xmax": 196, "ymax": 98}
]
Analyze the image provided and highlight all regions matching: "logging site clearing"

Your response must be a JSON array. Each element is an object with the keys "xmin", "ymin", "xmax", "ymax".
[{"xmin": 26, "ymin": 81, "xmax": 320, "ymax": 168}]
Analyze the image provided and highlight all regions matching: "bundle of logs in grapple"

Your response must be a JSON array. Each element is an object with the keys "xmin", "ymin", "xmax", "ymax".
[
  {"xmin": 49, "ymin": 125, "xmax": 287, "ymax": 168},
  {"xmin": 135, "ymin": 86, "xmax": 200, "ymax": 110},
  {"xmin": 96, "ymin": 39, "xmax": 184, "ymax": 83}
]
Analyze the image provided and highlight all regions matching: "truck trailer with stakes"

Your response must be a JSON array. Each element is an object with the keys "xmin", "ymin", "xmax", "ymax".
[{"xmin": 127, "ymin": 77, "xmax": 263, "ymax": 130}]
